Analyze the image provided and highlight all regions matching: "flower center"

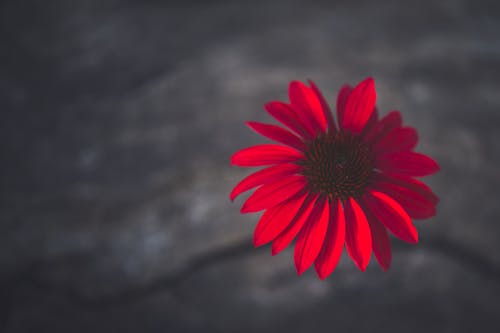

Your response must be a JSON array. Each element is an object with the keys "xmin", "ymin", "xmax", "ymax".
[{"xmin": 301, "ymin": 131, "xmax": 374, "ymax": 199}]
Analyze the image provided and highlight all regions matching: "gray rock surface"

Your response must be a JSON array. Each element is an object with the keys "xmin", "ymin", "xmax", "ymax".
[{"xmin": 1, "ymin": 0, "xmax": 500, "ymax": 332}]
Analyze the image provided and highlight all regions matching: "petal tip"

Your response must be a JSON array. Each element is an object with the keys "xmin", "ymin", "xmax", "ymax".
[
  {"xmin": 230, "ymin": 151, "xmax": 243, "ymax": 166},
  {"xmin": 240, "ymin": 205, "xmax": 250, "ymax": 214},
  {"xmin": 355, "ymin": 254, "xmax": 371, "ymax": 272},
  {"xmin": 361, "ymin": 77, "xmax": 375, "ymax": 88},
  {"xmin": 296, "ymin": 264, "xmax": 307, "ymax": 276},
  {"xmin": 229, "ymin": 188, "xmax": 238, "ymax": 201},
  {"xmin": 288, "ymin": 80, "xmax": 302, "ymax": 93},
  {"xmin": 352, "ymin": 255, "xmax": 370, "ymax": 272},
  {"xmin": 253, "ymin": 238, "xmax": 263, "ymax": 248},
  {"xmin": 315, "ymin": 268, "xmax": 329, "ymax": 280},
  {"xmin": 263, "ymin": 102, "xmax": 273, "ymax": 110},
  {"xmin": 306, "ymin": 79, "xmax": 315, "ymax": 85},
  {"xmin": 408, "ymin": 228, "xmax": 419, "ymax": 244}
]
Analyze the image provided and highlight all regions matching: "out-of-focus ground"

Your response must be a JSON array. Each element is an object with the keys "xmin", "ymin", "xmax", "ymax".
[{"xmin": 1, "ymin": 0, "xmax": 500, "ymax": 332}]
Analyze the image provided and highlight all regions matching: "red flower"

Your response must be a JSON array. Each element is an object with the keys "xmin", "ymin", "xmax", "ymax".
[{"xmin": 230, "ymin": 78, "xmax": 439, "ymax": 279}]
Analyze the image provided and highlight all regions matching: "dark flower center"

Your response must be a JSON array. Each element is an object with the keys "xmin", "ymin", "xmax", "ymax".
[{"xmin": 301, "ymin": 131, "xmax": 374, "ymax": 199}]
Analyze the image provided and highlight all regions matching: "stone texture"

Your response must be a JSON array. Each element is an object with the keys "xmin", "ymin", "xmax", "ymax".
[{"xmin": 1, "ymin": 0, "xmax": 500, "ymax": 332}]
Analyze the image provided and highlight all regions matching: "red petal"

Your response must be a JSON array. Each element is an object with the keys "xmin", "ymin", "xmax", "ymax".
[
  {"xmin": 364, "ymin": 190, "xmax": 418, "ymax": 244},
  {"xmin": 375, "ymin": 151, "xmax": 440, "ymax": 177},
  {"xmin": 308, "ymin": 80, "xmax": 336, "ymax": 132},
  {"xmin": 344, "ymin": 197, "xmax": 372, "ymax": 271},
  {"xmin": 341, "ymin": 78, "xmax": 377, "ymax": 134},
  {"xmin": 371, "ymin": 174, "xmax": 438, "ymax": 219},
  {"xmin": 289, "ymin": 81, "xmax": 327, "ymax": 134},
  {"xmin": 253, "ymin": 191, "xmax": 308, "ymax": 247},
  {"xmin": 314, "ymin": 198, "xmax": 346, "ymax": 279},
  {"xmin": 363, "ymin": 110, "xmax": 402, "ymax": 143},
  {"xmin": 336, "ymin": 85, "xmax": 352, "ymax": 128},
  {"xmin": 231, "ymin": 144, "xmax": 304, "ymax": 167},
  {"xmin": 294, "ymin": 196, "xmax": 329, "ymax": 275},
  {"xmin": 372, "ymin": 127, "xmax": 418, "ymax": 154},
  {"xmin": 230, "ymin": 164, "xmax": 302, "ymax": 201},
  {"xmin": 371, "ymin": 220, "xmax": 392, "ymax": 271},
  {"xmin": 377, "ymin": 174, "xmax": 439, "ymax": 204},
  {"xmin": 241, "ymin": 176, "xmax": 306, "ymax": 213},
  {"xmin": 271, "ymin": 193, "xmax": 319, "ymax": 255},
  {"xmin": 361, "ymin": 200, "xmax": 392, "ymax": 271},
  {"xmin": 265, "ymin": 101, "xmax": 313, "ymax": 139},
  {"xmin": 246, "ymin": 121, "xmax": 307, "ymax": 151},
  {"xmin": 361, "ymin": 107, "xmax": 379, "ymax": 136}
]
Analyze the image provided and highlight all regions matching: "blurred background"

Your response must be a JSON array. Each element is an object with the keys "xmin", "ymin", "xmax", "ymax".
[{"xmin": 1, "ymin": 0, "xmax": 500, "ymax": 332}]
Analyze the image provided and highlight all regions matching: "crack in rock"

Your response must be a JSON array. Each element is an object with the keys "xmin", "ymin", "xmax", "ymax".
[{"xmin": 3, "ymin": 237, "xmax": 500, "ymax": 311}]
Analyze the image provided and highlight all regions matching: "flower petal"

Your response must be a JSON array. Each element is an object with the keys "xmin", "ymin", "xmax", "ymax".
[
  {"xmin": 308, "ymin": 80, "xmax": 336, "ymax": 132},
  {"xmin": 375, "ymin": 151, "xmax": 440, "ymax": 177},
  {"xmin": 371, "ymin": 220, "xmax": 392, "ymax": 271},
  {"xmin": 377, "ymin": 174, "xmax": 439, "ymax": 204},
  {"xmin": 230, "ymin": 163, "xmax": 302, "ymax": 201},
  {"xmin": 373, "ymin": 127, "xmax": 418, "ymax": 155},
  {"xmin": 271, "ymin": 193, "xmax": 319, "ymax": 255},
  {"xmin": 231, "ymin": 144, "xmax": 304, "ymax": 167},
  {"xmin": 241, "ymin": 176, "xmax": 306, "ymax": 213},
  {"xmin": 314, "ymin": 198, "xmax": 346, "ymax": 279},
  {"xmin": 289, "ymin": 80, "xmax": 328, "ymax": 134},
  {"xmin": 341, "ymin": 78, "xmax": 377, "ymax": 134},
  {"xmin": 371, "ymin": 174, "xmax": 438, "ymax": 219},
  {"xmin": 363, "ymin": 110, "xmax": 402, "ymax": 143},
  {"xmin": 265, "ymin": 101, "xmax": 313, "ymax": 139},
  {"xmin": 246, "ymin": 121, "xmax": 307, "ymax": 151},
  {"xmin": 294, "ymin": 196, "xmax": 330, "ymax": 275},
  {"xmin": 344, "ymin": 197, "xmax": 372, "ymax": 271},
  {"xmin": 336, "ymin": 85, "xmax": 352, "ymax": 128},
  {"xmin": 361, "ymin": 107, "xmax": 379, "ymax": 136},
  {"xmin": 364, "ymin": 190, "xmax": 418, "ymax": 243},
  {"xmin": 253, "ymin": 191, "xmax": 309, "ymax": 247},
  {"xmin": 360, "ymin": 200, "xmax": 392, "ymax": 271}
]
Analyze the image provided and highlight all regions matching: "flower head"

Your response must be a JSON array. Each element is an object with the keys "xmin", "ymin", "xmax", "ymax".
[{"xmin": 230, "ymin": 78, "xmax": 439, "ymax": 279}]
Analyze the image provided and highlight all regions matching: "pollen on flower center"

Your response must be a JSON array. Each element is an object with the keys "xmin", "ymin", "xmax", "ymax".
[{"xmin": 300, "ymin": 131, "xmax": 374, "ymax": 199}]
